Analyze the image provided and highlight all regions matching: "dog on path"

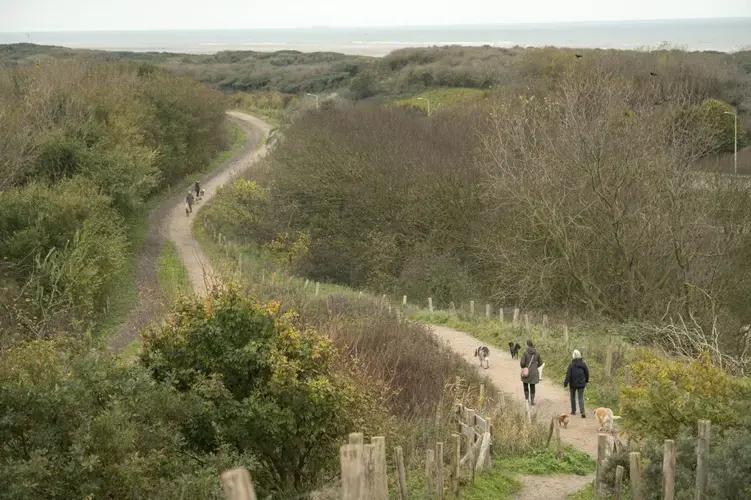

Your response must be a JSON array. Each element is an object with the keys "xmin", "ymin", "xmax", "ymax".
[
  {"xmin": 594, "ymin": 407, "xmax": 622, "ymax": 432},
  {"xmin": 538, "ymin": 362, "xmax": 546, "ymax": 381},
  {"xmin": 474, "ymin": 346, "xmax": 490, "ymax": 369},
  {"xmin": 556, "ymin": 413, "xmax": 571, "ymax": 429},
  {"xmin": 508, "ymin": 342, "xmax": 521, "ymax": 359}
]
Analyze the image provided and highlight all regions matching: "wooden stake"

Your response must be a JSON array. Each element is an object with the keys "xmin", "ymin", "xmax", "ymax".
[
  {"xmin": 663, "ymin": 439, "xmax": 676, "ymax": 500},
  {"xmin": 450, "ymin": 434, "xmax": 460, "ymax": 499},
  {"xmin": 629, "ymin": 452, "xmax": 642, "ymax": 500},
  {"xmin": 395, "ymin": 446, "xmax": 408, "ymax": 500},
  {"xmin": 614, "ymin": 465, "xmax": 624, "ymax": 500},
  {"xmin": 425, "ymin": 449, "xmax": 434, "ymax": 499},
  {"xmin": 221, "ymin": 467, "xmax": 258, "ymax": 500},
  {"xmin": 435, "ymin": 442, "xmax": 444, "ymax": 500},
  {"xmin": 695, "ymin": 420, "xmax": 711, "ymax": 500}
]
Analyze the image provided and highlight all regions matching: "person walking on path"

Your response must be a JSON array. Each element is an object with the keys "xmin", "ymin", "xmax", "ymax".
[
  {"xmin": 186, "ymin": 191, "xmax": 194, "ymax": 214},
  {"xmin": 520, "ymin": 339, "xmax": 543, "ymax": 405},
  {"xmin": 194, "ymin": 180, "xmax": 201, "ymax": 199},
  {"xmin": 564, "ymin": 349, "xmax": 589, "ymax": 418}
]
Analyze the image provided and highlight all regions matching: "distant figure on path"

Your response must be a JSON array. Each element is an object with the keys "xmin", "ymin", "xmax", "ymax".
[
  {"xmin": 520, "ymin": 339, "xmax": 543, "ymax": 405},
  {"xmin": 186, "ymin": 191, "xmax": 194, "ymax": 213},
  {"xmin": 564, "ymin": 349, "xmax": 589, "ymax": 418},
  {"xmin": 194, "ymin": 180, "xmax": 201, "ymax": 199}
]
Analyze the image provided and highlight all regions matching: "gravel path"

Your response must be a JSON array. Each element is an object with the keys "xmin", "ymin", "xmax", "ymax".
[{"xmin": 107, "ymin": 111, "xmax": 270, "ymax": 352}]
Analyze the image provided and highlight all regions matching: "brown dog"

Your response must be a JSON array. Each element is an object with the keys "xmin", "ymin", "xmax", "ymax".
[
  {"xmin": 556, "ymin": 413, "xmax": 570, "ymax": 429},
  {"xmin": 594, "ymin": 407, "xmax": 622, "ymax": 432}
]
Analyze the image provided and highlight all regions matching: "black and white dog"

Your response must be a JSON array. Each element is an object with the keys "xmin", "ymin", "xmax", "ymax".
[
  {"xmin": 474, "ymin": 346, "xmax": 490, "ymax": 369},
  {"xmin": 508, "ymin": 342, "xmax": 521, "ymax": 359}
]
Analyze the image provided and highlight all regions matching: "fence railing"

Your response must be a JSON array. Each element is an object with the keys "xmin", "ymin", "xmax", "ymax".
[{"xmin": 594, "ymin": 419, "xmax": 712, "ymax": 500}]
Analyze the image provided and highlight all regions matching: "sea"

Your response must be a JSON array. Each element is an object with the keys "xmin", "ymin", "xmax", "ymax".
[{"xmin": 0, "ymin": 18, "xmax": 750, "ymax": 56}]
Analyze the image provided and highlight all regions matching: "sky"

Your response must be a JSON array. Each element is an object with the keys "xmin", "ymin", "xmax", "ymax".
[{"xmin": 1, "ymin": 0, "xmax": 750, "ymax": 32}]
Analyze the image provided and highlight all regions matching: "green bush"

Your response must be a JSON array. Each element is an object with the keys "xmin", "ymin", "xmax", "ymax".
[
  {"xmin": 0, "ymin": 338, "xmax": 249, "ymax": 499},
  {"xmin": 139, "ymin": 286, "xmax": 371, "ymax": 495}
]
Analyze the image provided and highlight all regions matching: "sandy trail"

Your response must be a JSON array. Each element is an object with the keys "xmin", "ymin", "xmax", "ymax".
[
  {"xmin": 167, "ymin": 112, "xmax": 271, "ymax": 297},
  {"xmin": 107, "ymin": 111, "xmax": 270, "ymax": 352},
  {"xmin": 428, "ymin": 324, "xmax": 598, "ymax": 499}
]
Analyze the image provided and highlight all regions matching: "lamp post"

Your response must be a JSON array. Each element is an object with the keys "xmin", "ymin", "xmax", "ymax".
[
  {"xmin": 417, "ymin": 97, "xmax": 430, "ymax": 116},
  {"xmin": 306, "ymin": 93, "xmax": 319, "ymax": 110},
  {"xmin": 723, "ymin": 111, "xmax": 738, "ymax": 176}
]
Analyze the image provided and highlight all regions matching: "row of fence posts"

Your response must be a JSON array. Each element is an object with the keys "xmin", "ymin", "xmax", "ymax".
[{"xmin": 594, "ymin": 420, "xmax": 711, "ymax": 500}]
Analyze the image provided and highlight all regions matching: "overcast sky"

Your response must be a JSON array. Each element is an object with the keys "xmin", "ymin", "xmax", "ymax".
[{"xmin": 1, "ymin": 0, "xmax": 750, "ymax": 32}]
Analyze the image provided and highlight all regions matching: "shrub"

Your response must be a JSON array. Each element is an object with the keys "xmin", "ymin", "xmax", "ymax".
[
  {"xmin": 139, "ymin": 286, "xmax": 372, "ymax": 495},
  {"xmin": 0, "ymin": 338, "xmax": 247, "ymax": 499}
]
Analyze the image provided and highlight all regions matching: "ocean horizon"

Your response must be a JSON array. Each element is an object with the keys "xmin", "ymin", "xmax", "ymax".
[{"xmin": 1, "ymin": 18, "xmax": 750, "ymax": 56}]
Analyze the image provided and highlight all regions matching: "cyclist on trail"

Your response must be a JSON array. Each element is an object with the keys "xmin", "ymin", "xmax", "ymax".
[{"xmin": 186, "ymin": 190, "xmax": 195, "ymax": 213}]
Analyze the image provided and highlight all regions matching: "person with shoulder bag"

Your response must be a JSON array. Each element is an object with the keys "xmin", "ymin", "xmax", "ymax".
[{"xmin": 520, "ymin": 339, "xmax": 543, "ymax": 405}]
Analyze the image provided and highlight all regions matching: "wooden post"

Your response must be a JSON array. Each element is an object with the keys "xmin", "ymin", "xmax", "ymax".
[
  {"xmin": 524, "ymin": 401, "xmax": 531, "ymax": 424},
  {"xmin": 614, "ymin": 465, "xmax": 624, "ymax": 500},
  {"xmin": 605, "ymin": 345, "xmax": 613, "ymax": 377},
  {"xmin": 363, "ymin": 443, "xmax": 376, "ymax": 499},
  {"xmin": 470, "ymin": 301, "xmax": 475, "ymax": 316},
  {"xmin": 315, "ymin": 282, "xmax": 320, "ymax": 296},
  {"xmin": 450, "ymin": 434, "xmax": 460, "ymax": 499},
  {"xmin": 563, "ymin": 323, "xmax": 569, "ymax": 347},
  {"xmin": 624, "ymin": 365, "xmax": 631, "ymax": 386},
  {"xmin": 485, "ymin": 303, "xmax": 491, "ymax": 319},
  {"xmin": 524, "ymin": 313, "xmax": 530, "ymax": 335},
  {"xmin": 372, "ymin": 436, "xmax": 388, "ymax": 500},
  {"xmin": 359, "ymin": 291, "xmax": 363, "ymax": 299},
  {"xmin": 304, "ymin": 279, "xmax": 309, "ymax": 288},
  {"xmin": 395, "ymin": 446, "xmax": 409, "ymax": 500},
  {"xmin": 596, "ymin": 433, "xmax": 608, "ymax": 498},
  {"xmin": 425, "ymin": 448, "xmax": 434, "ymax": 499},
  {"xmin": 341, "ymin": 444, "xmax": 364, "ymax": 500},
  {"xmin": 629, "ymin": 452, "xmax": 642, "ymax": 500},
  {"xmin": 435, "ymin": 442, "xmax": 444, "ymax": 500},
  {"xmin": 221, "ymin": 467, "xmax": 258, "ymax": 500},
  {"xmin": 499, "ymin": 308, "xmax": 504, "ymax": 324},
  {"xmin": 429, "ymin": 297, "xmax": 433, "ymax": 314},
  {"xmin": 695, "ymin": 420, "xmax": 711, "ymax": 500},
  {"xmin": 512, "ymin": 308, "xmax": 520, "ymax": 328},
  {"xmin": 349, "ymin": 432, "xmax": 364, "ymax": 445},
  {"xmin": 663, "ymin": 439, "xmax": 676, "ymax": 500},
  {"xmin": 542, "ymin": 314, "xmax": 549, "ymax": 339},
  {"xmin": 403, "ymin": 295, "xmax": 407, "ymax": 306}
]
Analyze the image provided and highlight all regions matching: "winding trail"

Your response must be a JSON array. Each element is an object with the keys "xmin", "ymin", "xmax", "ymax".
[
  {"xmin": 108, "ymin": 111, "xmax": 271, "ymax": 352},
  {"xmin": 110, "ymin": 110, "xmax": 592, "ymax": 497}
]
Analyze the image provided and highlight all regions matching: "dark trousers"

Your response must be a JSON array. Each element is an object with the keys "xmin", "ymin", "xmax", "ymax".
[
  {"xmin": 570, "ymin": 387, "xmax": 585, "ymax": 414},
  {"xmin": 523, "ymin": 382, "xmax": 536, "ymax": 400}
]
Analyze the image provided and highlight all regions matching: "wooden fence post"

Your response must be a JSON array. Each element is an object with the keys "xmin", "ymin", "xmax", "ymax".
[
  {"xmin": 395, "ymin": 446, "xmax": 408, "ymax": 500},
  {"xmin": 359, "ymin": 291, "xmax": 363, "ymax": 299},
  {"xmin": 403, "ymin": 295, "xmax": 407, "ymax": 306},
  {"xmin": 304, "ymin": 279, "xmax": 309, "ymax": 288},
  {"xmin": 563, "ymin": 323, "xmax": 569, "ymax": 348},
  {"xmin": 425, "ymin": 449, "xmax": 434, "ymax": 499},
  {"xmin": 470, "ymin": 301, "xmax": 475, "ymax": 316},
  {"xmin": 623, "ymin": 366, "xmax": 631, "ymax": 386},
  {"xmin": 596, "ymin": 433, "xmax": 608, "ymax": 498},
  {"xmin": 629, "ymin": 452, "xmax": 642, "ymax": 500},
  {"xmin": 315, "ymin": 282, "xmax": 320, "ymax": 296},
  {"xmin": 221, "ymin": 468, "xmax": 258, "ymax": 500},
  {"xmin": 695, "ymin": 420, "xmax": 711, "ymax": 500},
  {"xmin": 524, "ymin": 313, "xmax": 530, "ymax": 335},
  {"xmin": 485, "ymin": 303, "xmax": 491, "ymax": 319},
  {"xmin": 372, "ymin": 436, "xmax": 388, "ymax": 499},
  {"xmin": 363, "ymin": 443, "xmax": 376, "ymax": 499},
  {"xmin": 499, "ymin": 308, "xmax": 504, "ymax": 324},
  {"xmin": 435, "ymin": 442, "xmax": 444, "ymax": 500},
  {"xmin": 614, "ymin": 465, "xmax": 624, "ymax": 500},
  {"xmin": 605, "ymin": 345, "xmax": 613, "ymax": 377},
  {"xmin": 428, "ymin": 297, "xmax": 433, "ymax": 314},
  {"xmin": 542, "ymin": 314, "xmax": 549, "ymax": 339},
  {"xmin": 451, "ymin": 434, "xmax": 460, "ymax": 499},
  {"xmin": 663, "ymin": 439, "xmax": 676, "ymax": 500},
  {"xmin": 341, "ymin": 444, "xmax": 364, "ymax": 500},
  {"xmin": 512, "ymin": 308, "xmax": 520, "ymax": 328}
]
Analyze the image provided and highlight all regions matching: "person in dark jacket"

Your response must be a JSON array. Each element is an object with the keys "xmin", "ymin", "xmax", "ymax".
[
  {"xmin": 520, "ymin": 340, "xmax": 543, "ymax": 405},
  {"xmin": 564, "ymin": 349, "xmax": 589, "ymax": 417}
]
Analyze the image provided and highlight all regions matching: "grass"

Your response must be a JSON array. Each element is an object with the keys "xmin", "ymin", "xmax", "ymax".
[
  {"xmin": 156, "ymin": 241, "xmax": 192, "ymax": 305},
  {"xmin": 567, "ymin": 481, "xmax": 632, "ymax": 500},
  {"xmin": 498, "ymin": 445, "xmax": 596, "ymax": 476},
  {"xmin": 410, "ymin": 309, "xmax": 631, "ymax": 412},
  {"xmin": 463, "ymin": 471, "xmax": 522, "ymax": 499},
  {"xmin": 94, "ymin": 120, "xmax": 246, "ymax": 341},
  {"xmin": 390, "ymin": 87, "xmax": 488, "ymax": 112}
]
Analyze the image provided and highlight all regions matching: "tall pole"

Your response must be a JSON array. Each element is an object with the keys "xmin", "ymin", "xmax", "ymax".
[{"xmin": 724, "ymin": 111, "xmax": 738, "ymax": 175}]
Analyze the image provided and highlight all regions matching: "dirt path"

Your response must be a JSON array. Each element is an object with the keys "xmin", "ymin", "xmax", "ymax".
[
  {"xmin": 428, "ymin": 324, "xmax": 598, "ymax": 499},
  {"xmin": 167, "ymin": 112, "xmax": 271, "ymax": 297},
  {"xmin": 107, "ymin": 111, "xmax": 270, "ymax": 352}
]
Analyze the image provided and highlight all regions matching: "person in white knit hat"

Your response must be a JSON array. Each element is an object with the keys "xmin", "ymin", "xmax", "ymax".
[{"xmin": 564, "ymin": 349, "xmax": 589, "ymax": 418}]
